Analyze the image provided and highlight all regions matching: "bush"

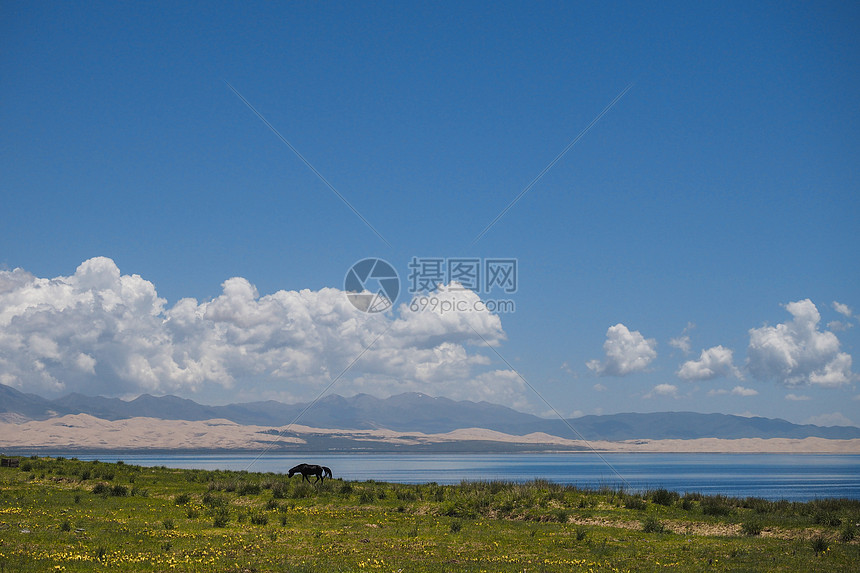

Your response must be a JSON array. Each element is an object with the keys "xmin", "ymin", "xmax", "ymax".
[
  {"xmin": 641, "ymin": 516, "xmax": 666, "ymax": 533},
  {"xmin": 174, "ymin": 493, "xmax": 191, "ymax": 505},
  {"xmin": 237, "ymin": 482, "xmax": 261, "ymax": 496},
  {"xmin": 271, "ymin": 482, "xmax": 289, "ymax": 499},
  {"xmin": 212, "ymin": 507, "xmax": 229, "ymax": 528},
  {"xmin": 575, "ymin": 527, "xmax": 588, "ymax": 541},
  {"xmin": 624, "ymin": 496, "xmax": 647, "ymax": 511},
  {"xmin": 811, "ymin": 536, "xmax": 829, "ymax": 554},
  {"xmin": 702, "ymin": 498, "xmax": 731, "ymax": 516},
  {"xmin": 813, "ymin": 511, "xmax": 841, "ymax": 527},
  {"xmin": 449, "ymin": 519, "xmax": 462, "ymax": 533},
  {"xmin": 162, "ymin": 518, "xmax": 174, "ymax": 530},
  {"xmin": 839, "ymin": 522, "xmax": 856, "ymax": 543},
  {"xmin": 60, "ymin": 519, "xmax": 71, "ymax": 532},
  {"xmin": 250, "ymin": 512, "xmax": 268, "ymax": 525},
  {"xmin": 110, "ymin": 485, "xmax": 128, "ymax": 497},
  {"xmin": 741, "ymin": 520, "xmax": 762, "ymax": 536},
  {"xmin": 651, "ymin": 488, "xmax": 678, "ymax": 507},
  {"xmin": 91, "ymin": 483, "xmax": 109, "ymax": 495}
]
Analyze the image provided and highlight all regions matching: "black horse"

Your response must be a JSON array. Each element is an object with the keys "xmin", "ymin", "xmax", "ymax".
[{"xmin": 288, "ymin": 463, "xmax": 332, "ymax": 484}]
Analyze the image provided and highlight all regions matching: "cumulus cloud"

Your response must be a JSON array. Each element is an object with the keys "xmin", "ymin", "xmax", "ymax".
[
  {"xmin": 827, "ymin": 320, "xmax": 853, "ymax": 332},
  {"xmin": 586, "ymin": 324, "xmax": 657, "ymax": 376},
  {"xmin": 668, "ymin": 335, "xmax": 691, "ymax": 354},
  {"xmin": 832, "ymin": 301, "xmax": 853, "ymax": 317},
  {"xmin": 668, "ymin": 322, "xmax": 695, "ymax": 354},
  {"xmin": 677, "ymin": 345, "xmax": 741, "ymax": 381},
  {"xmin": 785, "ymin": 393, "xmax": 811, "ymax": 401},
  {"xmin": 644, "ymin": 383, "xmax": 678, "ymax": 399},
  {"xmin": 708, "ymin": 386, "xmax": 757, "ymax": 397},
  {"xmin": 730, "ymin": 385, "xmax": 758, "ymax": 396},
  {"xmin": 0, "ymin": 258, "xmax": 519, "ymax": 404},
  {"xmin": 746, "ymin": 299, "xmax": 854, "ymax": 387}
]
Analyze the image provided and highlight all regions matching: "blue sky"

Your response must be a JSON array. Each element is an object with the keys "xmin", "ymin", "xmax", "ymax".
[{"xmin": 2, "ymin": 1, "xmax": 858, "ymax": 426}]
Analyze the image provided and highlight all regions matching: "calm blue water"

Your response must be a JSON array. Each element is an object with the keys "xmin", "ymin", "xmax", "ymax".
[{"xmin": 66, "ymin": 453, "xmax": 860, "ymax": 502}]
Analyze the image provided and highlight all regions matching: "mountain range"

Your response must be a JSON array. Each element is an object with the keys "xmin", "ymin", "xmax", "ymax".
[{"xmin": 2, "ymin": 383, "xmax": 859, "ymax": 441}]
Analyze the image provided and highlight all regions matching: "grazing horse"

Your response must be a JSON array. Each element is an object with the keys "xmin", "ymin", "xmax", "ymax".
[{"xmin": 288, "ymin": 463, "xmax": 332, "ymax": 484}]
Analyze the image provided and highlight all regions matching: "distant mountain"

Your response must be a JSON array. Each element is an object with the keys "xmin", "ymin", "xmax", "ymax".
[{"xmin": 2, "ymin": 384, "xmax": 859, "ymax": 440}]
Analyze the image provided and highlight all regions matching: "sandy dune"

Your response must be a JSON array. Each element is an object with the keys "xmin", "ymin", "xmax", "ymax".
[{"xmin": 0, "ymin": 414, "xmax": 858, "ymax": 453}]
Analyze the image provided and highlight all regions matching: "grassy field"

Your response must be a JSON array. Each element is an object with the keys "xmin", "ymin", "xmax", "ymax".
[{"xmin": 0, "ymin": 456, "xmax": 858, "ymax": 572}]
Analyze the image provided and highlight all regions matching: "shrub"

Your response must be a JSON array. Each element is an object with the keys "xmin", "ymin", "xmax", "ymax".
[
  {"xmin": 811, "ymin": 536, "xmax": 829, "ymax": 554},
  {"xmin": 839, "ymin": 522, "xmax": 856, "ymax": 543},
  {"xmin": 702, "ymin": 498, "xmax": 731, "ymax": 516},
  {"xmin": 174, "ymin": 493, "xmax": 191, "ymax": 505},
  {"xmin": 212, "ymin": 507, "xmax": 229, "ymax": 528},
  {"xmin": 741, "ymin": 520, "xmax": 762, "ymax": 536},
  {"xmin": 624, "ymin": 496, "xmax": 647, "ymax": 511},
  {"xmin": 641, "ymin": 516, "xmax": 666, "ymax": 534},
  {"xmin": 271, "ymin": 482, "xmax": 289, "ymax": 499},
  {"xmin": 237, "ymin": 482, "xmax": 261, "ymax": 496},
  {"xmin": 652, "ymin": 488, "xmax": 678, "ymax": 506},
  {"xmin": 554, "ymin": 509, "xmax": 569, "ymax": 523},
  {"xmin": 813, "ymin": 511, "xmax": 841, "ymax": 527},
  {"xmin": 449, "ymin": 519, "xmax": 462, "ymax": 533},
  {"xmin": 91, "ymin": 483, "xmax": 109, "ymax": 495},
  {"xmin": 575, "ymin": 527, "xmax": 588, "ymax": 541},
  {"xmin": 110, "ymin": 485, "xmax": 128, "ymax": 497},
  {"xmin": 291, "ymin": 483, "xmax": 313, "ymax": 499},
  {"xmin": 60, "ymin": 519, "xmax": 71, "ymax": 532},
  {"xmin": 162, "ymin": 518, "xmax": 174, "ymax": 530},
  {"xmin": 250, "ymin": 512, "xmax": 268, "ymax": 525}
]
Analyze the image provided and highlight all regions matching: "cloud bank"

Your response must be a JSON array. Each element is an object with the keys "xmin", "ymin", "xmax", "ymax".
[
  {"xmin": 677, "ymin": 345, "xmax": 741, "ymax": 381},
  {"xmin": 0, "ymin": 258, "xmax": 522, "ymax": 404},
  {"xmin": 746, "ymin": 299, "xmax": 853, "ymax": 387},
  {"xmin": 586, "ymin": 324, "xmax": 657, "ymax": 376}
]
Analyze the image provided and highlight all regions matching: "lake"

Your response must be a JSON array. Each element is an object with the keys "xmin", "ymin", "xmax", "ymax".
[{"xmin": 62, "ymin": 452, "xmax": 860, "ymax": 502}]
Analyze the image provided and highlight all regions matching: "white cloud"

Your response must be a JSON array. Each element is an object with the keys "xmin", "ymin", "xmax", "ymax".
[
  {"xmin": 668, "ymin": 322, "xmax": 694, "ymax": 354},
  {"xmin": 827, "ymin": 320, "xmax": 853, "ymax": 332},
  {"xmin": 832, "ymin": 301, "xmax": 853, "ymax": 317},
  {"xmin": 668, "ymin": 335, "xmax": 691, "ymax": 354},
  {"xmin": 643, "ymin": 383, "xmax": 678, "ymax": 399},
  {"xmin": 746, "ymin": 299, "xmax": 854, "ymax": 388},
  {"xmin": 707, "ymin": 386, "xmax": 756, "ymax": 397},
  {"xmin": 785, "ymin": 393, "xmax": 811, "ymax": 401},
  {"xmin": 0, "ymin": 258, "xmax": 522, "ymax": 405},
  {"xmin": 730, "ymin": 385, "xmax": 758, "ymax": 396},
  {"xmin": 592, "ymin": 383, "xmax": 607, "ymax": 392},
  {"xmin": 803, "ymin": 412, "xmax": 856, "ymax": 427},
  {"xmin": 586, "ymin": 324, "xmax": 657, "ymax": 376},
  {"xmin": 677, "ymin": 345, "xmax": 741, "ymax": 381}
]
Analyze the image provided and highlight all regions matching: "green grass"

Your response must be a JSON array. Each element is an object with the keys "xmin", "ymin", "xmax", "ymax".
[{"xmin": 1, "ymin": 456, "xmax": 858, "ymax": 571}]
